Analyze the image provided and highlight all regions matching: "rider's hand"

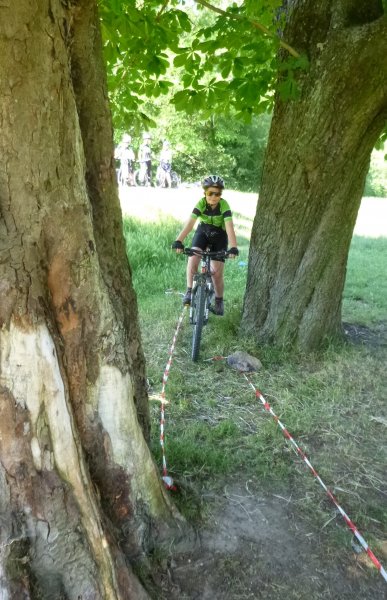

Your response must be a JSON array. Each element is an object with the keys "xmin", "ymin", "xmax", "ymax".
[
  {"xmin": 171, "ymin": 240, "xmax": 184, "ymax": 253},
  {"xmin": 228, "ymin": 247, "xmax": 239, "ymax": 259}
]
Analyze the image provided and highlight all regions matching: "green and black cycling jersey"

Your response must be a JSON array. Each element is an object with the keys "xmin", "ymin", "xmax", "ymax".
[{"xmin": 191, "ymin": 198, "xmax": 232, "ymax": 231}]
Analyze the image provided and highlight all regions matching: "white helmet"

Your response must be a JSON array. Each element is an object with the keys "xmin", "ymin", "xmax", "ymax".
[{"xmin": 202, "ymin": 175, "xmax": 224, "ymax": 189}]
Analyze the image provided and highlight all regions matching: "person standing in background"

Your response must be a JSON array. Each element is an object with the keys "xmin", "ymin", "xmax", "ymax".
[
  {"xmin": 115, "ymin": 134, "xmax": 135, "ymax": 186},
  {"xmin": 138, "ymin": 133, "xmax": 152, "ymax": 186},
  {"xmin": 159, "ymin": 140, "xmax": 173, "ymax": 188}
]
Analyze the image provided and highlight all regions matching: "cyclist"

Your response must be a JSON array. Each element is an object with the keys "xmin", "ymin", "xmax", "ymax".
[
  {"xmin": 138, "ymin": 133, "xmax": 152, "ymax": 185},
  {"xmin": 171, "ymin": 175, "xmax": 239, "ymax": 316},
  {"xmin": 158, "ymin": 140, "xmax": 173, "ymax": 188},
  {"xmin": 115, "ymin": 134, "xmax": 135, "ymax": 186}
]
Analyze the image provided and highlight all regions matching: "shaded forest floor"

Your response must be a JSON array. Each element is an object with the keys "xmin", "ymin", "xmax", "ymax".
[
  {"xmin": 149, "ymin": 319, "xmax": 387, "ymax": 600},
  {"xmin": 155, "ymin": 476, "xmax": 387, "ymax": 599}
]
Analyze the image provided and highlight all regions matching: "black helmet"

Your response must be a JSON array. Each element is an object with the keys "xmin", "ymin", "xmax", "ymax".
[{"xmin": 202, "ymin": 175, "xmax": 224, "ymax": 189}]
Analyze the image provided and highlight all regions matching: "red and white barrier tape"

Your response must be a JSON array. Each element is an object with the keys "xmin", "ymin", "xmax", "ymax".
[
  {"xmin": 159, "ymin": 305, "xmax": 187, "ymax": 490},
  {"xmin": 242, "ymin": 372, "xmax": 387, "ymax": 584}
]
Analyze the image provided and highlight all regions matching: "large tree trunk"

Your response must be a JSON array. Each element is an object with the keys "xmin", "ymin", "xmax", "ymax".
[
  {"xmin": 242, "ymin": 0, "xmax": 387, "ymax": 350},
  {"xmin": 0, "ymin": 1, "xmax": 180, "ymax": 597}
]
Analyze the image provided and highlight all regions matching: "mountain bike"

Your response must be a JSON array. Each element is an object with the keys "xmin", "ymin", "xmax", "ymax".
[
  {"xmin": 156, "ymin": 165, "xmax": 181, "ymax": 188},
  {"xmin": 117, "ymin": 160, "xmax": 135, "ymax": 187},
  {"xmin": 134, "ymin": 162, "xmax": 151, "ymax": 186},
  {"xmin": 183, "ymin": 247, "xmax": 230, "ymax": 361},
  {"xmin": 156, "ymin": 164, "xmax": 170, "ymax": 188},
  {"xmin": 170, "ymin": 170, "xmax": 181, "ymax": 188}
]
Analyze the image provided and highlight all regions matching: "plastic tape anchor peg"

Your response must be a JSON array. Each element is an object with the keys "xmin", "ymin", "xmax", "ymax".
[{"xmin": 162, "ymin": 475, "xmax": 175, "ymax": 489}]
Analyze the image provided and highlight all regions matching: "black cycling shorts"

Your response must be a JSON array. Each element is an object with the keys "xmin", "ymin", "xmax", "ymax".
[{"xmin": 191, "ymin": 224, "xmax": 228, "ymax": 261}]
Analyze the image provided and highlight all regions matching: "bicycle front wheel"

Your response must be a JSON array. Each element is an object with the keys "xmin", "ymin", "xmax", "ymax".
[
  {"xmin": 156, "ymin": 167, "xmax": 165, "ymax": 188},
  {"xmin": 191, "ymin": 283, "xmax": 206, "ymax": 361},
  {"xmin": 135, "ymin": 169, "xmax": 146, "ymax": 186}
]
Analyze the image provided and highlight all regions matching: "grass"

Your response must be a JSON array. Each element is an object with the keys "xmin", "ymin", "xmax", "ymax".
[
  {"xmin": 342, "ymin": 235, "xmax": 387, "ymax": 324},
  {"xmin": 123, "ymin": 203, "xmax": 387, "ymax": 551}
]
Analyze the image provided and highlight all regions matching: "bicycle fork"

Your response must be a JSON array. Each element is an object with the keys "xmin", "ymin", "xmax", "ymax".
[
  {"xmin": 190, "ymin": 280, "xmax": 213, "ymax": 324},
  {"xmin": 189, "ymin": 276, "xmax": 200, "ymax": 324},
  {"xmin": 204, "ymin": 277, "xmax": 214, "ymax": 324}
]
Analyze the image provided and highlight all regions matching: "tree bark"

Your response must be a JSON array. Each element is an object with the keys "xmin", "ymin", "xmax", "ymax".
[
  {"xmin": 242, "ymin": 0, "xmax": 387, "ymax": 350},
  {"xmin": 0, "ymin": 1, "xmax": 181, "ymax": 597}
]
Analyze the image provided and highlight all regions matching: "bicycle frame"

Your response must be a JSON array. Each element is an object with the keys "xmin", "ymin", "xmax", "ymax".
[
  {"xmin": 118, "ymin": 160, "xmax": 135, "ymax": 187},
  {"xmin": 183, "ymin": 247, "xmax": 229, "ymax": 361},
  {"xmin": 135, "ymin": 162, "xmax": 151, "ymax": 186},
  {"xmin": 156, "ymin": 165, "xmax": 170, "ymax": 188}
]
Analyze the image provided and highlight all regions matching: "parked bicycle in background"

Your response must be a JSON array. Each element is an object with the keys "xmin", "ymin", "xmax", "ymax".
[
  {"xmin": 156, "ymin": 166, "xmax": 181, "ymax": 188},
  {"xmin": 135, "ymin": 161, "xmax": 152, "ymax": 186}
]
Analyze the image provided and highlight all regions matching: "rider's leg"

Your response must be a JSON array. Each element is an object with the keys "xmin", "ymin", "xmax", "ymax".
[
  {"xmin": 117, "ymin": 168, "xmax": 122, "ymax": 186},
  {"xmin": 139, "ymin": 163, "xmax": 146, "ymax": 184},
  {"xmin": 187, "ymin": 251, "xmax": 201, "ymax": 288},
  {"xmin": 121, "ymin": 162, "xmax": 129, "ymax": 186},
  {"xmin": 210, "ymin": 260, "xmax": 225, "ymax": 298},
  {"xmin": 183, "ymin": 226, "xmax": 208, "ymax": 303},
  {"xmin": 128, "ymin": 162, "xmax": 134, "ymax": 186},
  {"xmin": 182, "ymin": 249, "xmax": 201, "ymax": 305}
]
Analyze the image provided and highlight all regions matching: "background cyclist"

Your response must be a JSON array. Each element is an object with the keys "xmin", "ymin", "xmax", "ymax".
[
  {"xmin": 159, "ymin": 140, "xmax": 173, "ymax": 187},
  {"xmin": 115, "ymin": 134, "xmax": 135, "ymax": 186},
  {"xmin": 138, "ymin": 133, "xmax": 152, "ymax": 185},
  {"xmin": 171, "ymin": 175, "xmax": 239, "ymax": 316}
]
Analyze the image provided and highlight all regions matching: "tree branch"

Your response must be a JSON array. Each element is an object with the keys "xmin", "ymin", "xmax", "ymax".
[
  {"xmin": 156, "ymin": 0, "xmax": 169, "ymax": 21},
  {"xmin": 194, "ymin": 0, "xmax": 300, "ymax": 58}
]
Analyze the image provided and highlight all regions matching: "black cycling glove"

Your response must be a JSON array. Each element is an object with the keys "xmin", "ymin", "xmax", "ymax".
[
  {"xmin": 228, "ymin": 247, "xmax": 239, "ymax": 256},
  {"xmin": 171, "ymin": 240, "xmax": 184, "ymax": 250}
]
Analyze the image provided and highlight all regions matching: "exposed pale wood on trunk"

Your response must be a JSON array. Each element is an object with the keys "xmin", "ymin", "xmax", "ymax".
[{"xmin": 0, "ymin": 1, "xmax": 182, "ymax": 596}]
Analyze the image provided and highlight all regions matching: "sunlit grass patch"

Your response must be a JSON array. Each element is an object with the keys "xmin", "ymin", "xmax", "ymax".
[{"xmin": 343, "ymin": 235, "xmax": 387, "ymax": 324}]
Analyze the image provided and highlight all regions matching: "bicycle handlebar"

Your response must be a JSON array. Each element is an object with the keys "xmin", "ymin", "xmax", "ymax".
[{"xmin": 182, "ymin": 247, "xmax": 231, "ymax": 259}]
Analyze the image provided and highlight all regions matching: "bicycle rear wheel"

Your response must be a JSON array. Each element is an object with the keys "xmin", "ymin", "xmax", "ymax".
[
  {"xmin": 135, "ymin": 169, "xmax": 146, "ymax": 186},
  {"xmin": 156, "ymin": 166, "xmax": 166, "ymax": 188},
  {"xmin": 191, "ymin": 283, "xmax": 206, "ymax": 361},
  {"xmin": 171, "ymin": 171, "xmax": 180, "ymax": 188}
]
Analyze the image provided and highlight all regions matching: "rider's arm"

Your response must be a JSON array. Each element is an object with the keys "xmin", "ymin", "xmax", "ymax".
[
  {"xmin": 225, "ymin": 220, "xmax": 237, "ymax": 249},
  {"xmin": 176, "ymin": 216, "xmax": 197, "ymax": 243}
]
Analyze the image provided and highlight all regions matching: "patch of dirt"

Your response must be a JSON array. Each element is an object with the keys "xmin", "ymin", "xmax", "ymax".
[
  {"xmin": 343, "ymin": 321, "xmax": 387, "ymax": 348},
  {"xmin": 153, "ymin": 480, "xmax": 387, "ymax": 599}
]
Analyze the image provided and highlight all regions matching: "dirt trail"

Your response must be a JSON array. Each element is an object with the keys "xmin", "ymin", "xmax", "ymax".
[{"xmin": 154, "ymin": 480, "xmax": 387, "ymax": 599}]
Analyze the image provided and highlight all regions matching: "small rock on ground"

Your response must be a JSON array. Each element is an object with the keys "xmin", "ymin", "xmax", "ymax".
[{"xmin": 227, "ymin": 351, "xmax": 262, "ymax": 372}]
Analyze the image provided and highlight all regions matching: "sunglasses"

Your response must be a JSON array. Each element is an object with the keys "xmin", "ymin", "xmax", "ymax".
[{"xmin": 206, "ymin": 191, "xmax": 221, "ymax": 197}]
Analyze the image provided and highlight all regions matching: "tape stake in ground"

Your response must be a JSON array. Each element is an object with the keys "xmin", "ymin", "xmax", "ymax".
[
  {"xmin": 159, "ymin": 305, "xmax": 187, "ymax": 491},
  {"xmin": 243, "ymin": 373, "xmax": 387, "ymax": 584}
]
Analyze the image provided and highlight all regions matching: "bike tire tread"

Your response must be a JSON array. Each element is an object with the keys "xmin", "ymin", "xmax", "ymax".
[{"xmin": 191, "ymin": 284, "xmax": 206, "ymax": 361}]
